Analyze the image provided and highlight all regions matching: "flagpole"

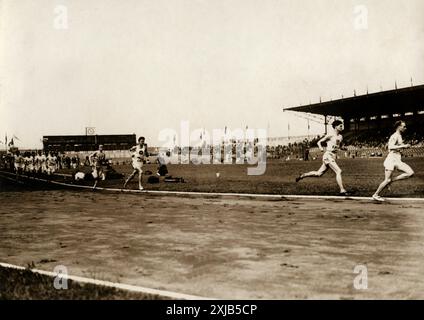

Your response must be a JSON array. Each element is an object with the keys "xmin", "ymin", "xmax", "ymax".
[
  {"xmin": 307, "ymin": 119, "xmax": 310, "ymax": 139},
  {"xmin": 288, "ymin": 123, "xmax": 290, "ymax": 141}
]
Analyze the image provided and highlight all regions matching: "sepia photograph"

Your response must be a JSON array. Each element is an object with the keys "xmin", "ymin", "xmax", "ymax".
[{"xmin": 1, "ymin": 0, "xmax": 424, "ymax": 309}]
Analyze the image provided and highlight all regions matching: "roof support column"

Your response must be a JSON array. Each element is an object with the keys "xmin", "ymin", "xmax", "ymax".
[
  {"xmin": 376, "ymin": 115, "xmax": 382, "ymax": 130},
  {"xmin": 324, "ymin": 115, "xmax": 328, "ymax": 135},
  {"xmin": 343, "ymin": 116, "xmax": 351, "ymax": 132}
]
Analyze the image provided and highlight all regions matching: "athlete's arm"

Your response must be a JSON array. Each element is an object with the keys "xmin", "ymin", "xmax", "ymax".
[
  {"xmin": 144, "ymin": 144, "xmax": 149, "ymax": 157},
  {"xmin": 339, "ymin": 136, "xmax": 348, "ymax": 151},
  {"xmin": 88, "ymin": 152, "xmax": 97, "ymax": 164},
  {"xmin": 388, "ymin": 135, "xmax": 410, "ymax": 150},
  {"xmin": 317, "ymin": 135, "xmax": 330, "ymax": 151}
]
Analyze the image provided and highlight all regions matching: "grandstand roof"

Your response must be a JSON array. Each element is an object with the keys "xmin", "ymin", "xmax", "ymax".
[{"xmin": 285, "ymin": 84, "xmax": 424, "ymax": 118}]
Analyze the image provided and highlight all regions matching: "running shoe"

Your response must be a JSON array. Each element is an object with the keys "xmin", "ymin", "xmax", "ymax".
[{"xmin": 372, "ymin": 194, "xmax": 385, "ymax": 202}]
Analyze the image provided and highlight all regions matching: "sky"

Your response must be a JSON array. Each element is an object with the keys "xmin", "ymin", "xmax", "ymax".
[{"xmin": 1, "ymin": 0, "xmax": 424, "ymax": 148}]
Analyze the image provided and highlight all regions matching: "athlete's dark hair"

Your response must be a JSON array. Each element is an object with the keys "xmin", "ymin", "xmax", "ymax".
[
  {"xmin": 332, "ymin": 120, "xmax": 343, "ymax": 128},
  {"xmin": 138, "ymin": 137, "xmax": 145, "ymax": 142},
  {"xmin": 394, "ymin": 120, "xmax": 405, "ymax": 130}
]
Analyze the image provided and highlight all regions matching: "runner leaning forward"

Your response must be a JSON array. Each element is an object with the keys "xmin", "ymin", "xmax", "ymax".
[
  {"xmin": 123, "ymin": 137, "xmax": 149, "ymax": 190},
  {"xmin": 89, "ymin": 145, "xmax": 107, "ymax": 189}
]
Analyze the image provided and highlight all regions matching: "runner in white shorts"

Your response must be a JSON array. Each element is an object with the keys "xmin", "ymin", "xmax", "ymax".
[
  {"xmin": 34, "ymin": 151, "xmax": 42, "ymax": 173},
  {"xmin": 23, "ymin": 153, "xmax": 31, "ymax": 173},
  {"xmin": 34, "ymin": 150, "xmax": 46, "ymax": 174},
  {"xmin": 372, "ymin": 120, "xmax": 414, "ymax": 202},
  {"xmin": 123, "ymin": 136, "xmax": 149, "ymax": 190},
  {"xmin": 296, "ymin": 120, "xmax": 349, "ymax": 195},
  {"xmin": 14, "ymin": 151, "xmax": 25, "ymax": 175},
  {"xmin": 41, "ymin": 151, "xmax": 48, "ymax": 174},
  {"xmin": 89, "ymin": 145, "xmax": 107, "ymax": 189},
  {"xmin": 46, "ymin": 152, "xmax": 57, "ymax": 175},
  {"xmin": 28, "ymin": 152, "xmax": 36, "ymax": 173}
]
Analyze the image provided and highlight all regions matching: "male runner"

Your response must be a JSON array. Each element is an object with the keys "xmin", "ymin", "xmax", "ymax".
[
  {"xmin": 46, "ymin": 152, "xmax": 57, "ymax": 175},
  {"xmin": 296, "ymin": 120, "xmax": 349, "ymax": 195},
  {"xmin": 28, "ymin": 152, "xmax": 36, "ymax": 173},
  {"xmin": 23, "ymin": 152, "xmax": 31, "ymax": 173},
  {"xmin": 34, "ymin": 150, "xmax": 46, "ymax": 174},
  {"xmin": 123, "ymin": 137, "xmax": 149, "ymax": 190},
  {"xmin": 34, "ymin": 151, "xmax": 42, "ymax": 174},
  {"xmin": 14, "ymin": 151, "xmax": 25, "ymax": 175},
  {"xmin": 41, "ymin": 151, "xmax": 48, "ymax": 174},
  {"xmin": 89, "ymin": 145, "xmax": 107, "ymax": 189},
  {"xmin": 372, "ymin": 120, "xmax": 414, "ymax": 202}
]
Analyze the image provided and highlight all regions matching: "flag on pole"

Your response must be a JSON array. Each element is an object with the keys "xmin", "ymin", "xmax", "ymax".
[{"xmin": 8, "ymin": 138, "xmax": 14, "ymax": 147}]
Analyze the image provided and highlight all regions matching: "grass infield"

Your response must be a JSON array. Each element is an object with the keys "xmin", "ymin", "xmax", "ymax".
[{"xmin": 59, "ymin": 157, "xmax": 424, "ymax": 198}]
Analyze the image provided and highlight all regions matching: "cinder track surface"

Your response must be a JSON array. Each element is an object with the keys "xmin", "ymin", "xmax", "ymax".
[{"xmin": 1, "ymin": 187, "xmax": 423, "ymax": 299}]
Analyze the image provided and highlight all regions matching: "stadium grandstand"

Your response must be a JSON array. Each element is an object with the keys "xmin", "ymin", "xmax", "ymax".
[
  {"xmin": 40, "ymin": 134, "xmax": 139, "ymax": 166},
  {"xmin": 42, "ymin": 134, "xmax": 136, "ymax": 152},
  {"xmin": 269, "ymin": 84, "xmax": 424, "ymax": 160}
]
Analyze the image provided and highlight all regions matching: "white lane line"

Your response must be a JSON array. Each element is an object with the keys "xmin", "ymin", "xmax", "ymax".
[
  {"xmin": 0, "ymin": 174, "xmax": 26, "ymax": 185},
  {"xmin": 0, "ymin": 262, "xmax": 214, "ymax": 300},
  {"xmin": 2, "ymin": 171, "xmax": 424, "ymax": 202},
  {"xmin": 48, "ymin": 180, "xmax": 424, "ymax": 202}
]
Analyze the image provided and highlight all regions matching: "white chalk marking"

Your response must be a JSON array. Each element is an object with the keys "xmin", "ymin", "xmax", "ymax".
[
  {"xmin": 0, "ymin": 262, "xmax": 213, "ymax": 300},
  {"xmin": 1, "ymin": 171, "xmax": 424, "ymax": 202}
]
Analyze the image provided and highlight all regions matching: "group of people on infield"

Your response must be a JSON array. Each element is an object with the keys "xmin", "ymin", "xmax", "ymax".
[{"xmin": 10, "ymin": 150, "xmax": 60, "ymax": 175}]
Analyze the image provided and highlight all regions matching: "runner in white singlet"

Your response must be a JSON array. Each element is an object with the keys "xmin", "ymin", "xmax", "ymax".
[
  {"xmin": 372, "ymin": 121, "xmax": 414, "ymax": 202},
  {"xmin": 123, "ymin": 136, "xmax": 149, "ymax": 190},
  {"xmin": 296, "ymin": 120, "xmax": 349, "ymax": 195}
]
